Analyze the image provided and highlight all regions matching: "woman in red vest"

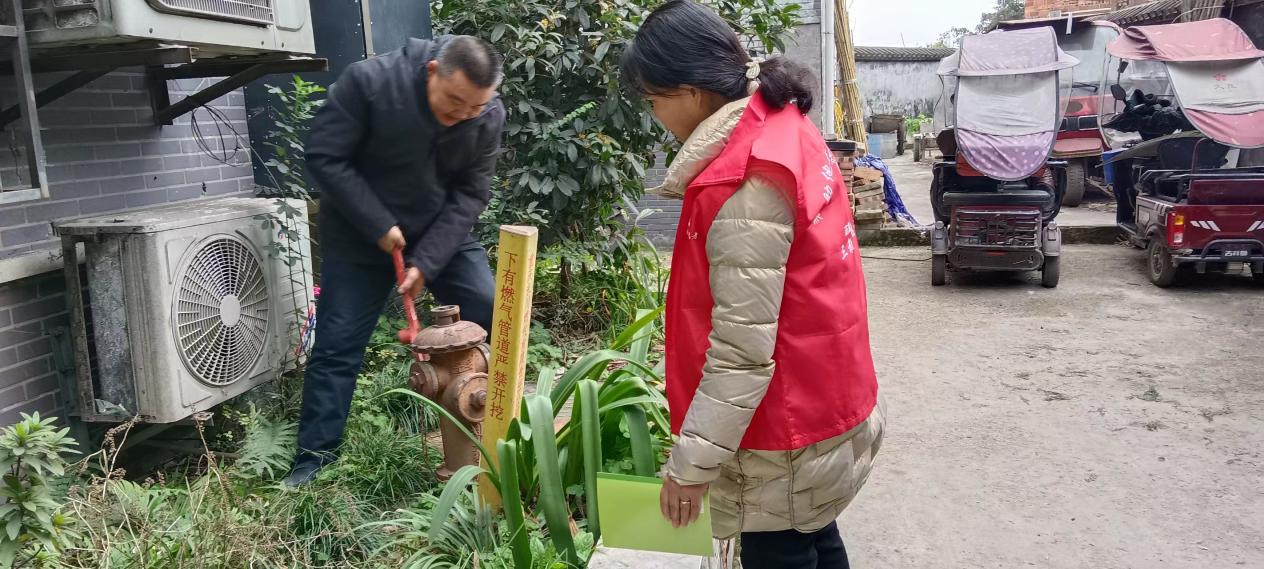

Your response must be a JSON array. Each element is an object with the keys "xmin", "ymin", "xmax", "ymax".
[{"xmin": 620, "ymin": 2, "xmax": 885, "ymax": 567}]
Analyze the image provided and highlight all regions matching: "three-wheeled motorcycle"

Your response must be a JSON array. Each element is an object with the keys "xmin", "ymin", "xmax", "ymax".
[
  {"xmin": 1053, "ymin": 21, "xmax": 1120, "ymax": 206},
  {"xmin": 930, "ymin": 27, "xmax": 1077, "ymax": 288},
  {"xmin": 1100, "ymin": 18, "xmax": 1264, "ymax": 287},
  {"xmin": 998, "ymin": 16, "xmax": 1121, "ymax": 206}
]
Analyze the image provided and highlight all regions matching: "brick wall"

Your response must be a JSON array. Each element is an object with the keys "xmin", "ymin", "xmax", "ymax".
[
  {"xmin": 0, "ymin": 69, "xmax": 253, "ymax": 423},
  {"xmin": 0, "ymin": 274, "xmax": 66, "ymax": 426},
  {"xmin": 1024, "ymin": 0, "xmax": 1119, "ymax": 17},
  {"xmin": 635, "ymin": 153, "xmax": 678, "ymax": 246}
]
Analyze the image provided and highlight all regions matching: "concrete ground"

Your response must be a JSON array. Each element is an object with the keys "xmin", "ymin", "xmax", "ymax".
[
  {"xmin": 886, "ymin": 153, "xmax": 1118, "ymax": 228},
  {"xmin": 593, "ymin": 247, "xmax": 1263, "ymax": 568}
]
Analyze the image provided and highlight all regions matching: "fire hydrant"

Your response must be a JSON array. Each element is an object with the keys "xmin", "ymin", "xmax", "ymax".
[{"xmin": 408, "ymin": 305, "xmax": 490, "ymax": 479}]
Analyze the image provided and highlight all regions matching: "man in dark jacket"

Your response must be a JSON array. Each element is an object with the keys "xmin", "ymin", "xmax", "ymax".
[{"xmin": 286, "ymin": 35, "xmax": 506, "ymax": 486}]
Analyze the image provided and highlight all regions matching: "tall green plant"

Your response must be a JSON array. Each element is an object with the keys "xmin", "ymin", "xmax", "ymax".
[
  {"xmin": 261, "ymin": 75, "xmax": 325, "ymax": 200},
  {"xmin": 254, "ymin": 75, "xmax": 324, "ymax": 373},
  {"xmin": 0, "ymin": 413, "xmax": 79, "ymax": 566}
]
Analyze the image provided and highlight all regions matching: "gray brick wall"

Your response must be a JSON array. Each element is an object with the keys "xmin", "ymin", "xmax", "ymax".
[
  {"xmin": 0, "ymin": 69, "xmax": 254, "ymax": 422},
  {"xmin": 635, "ymin": 153, "xmax": 681, "ymax": 246},
  {"xmin": 0, "ymin": 274, "xmax": 68, "ymax": 426},
  {"xmin": 0, "ymin": 69, "xmax": 254, "ymax": 259}
]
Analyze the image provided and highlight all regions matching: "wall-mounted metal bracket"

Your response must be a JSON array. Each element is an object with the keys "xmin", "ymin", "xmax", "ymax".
[{"xmin": 147, "ymin": 55, "xmax": 328, "ymax": 125}]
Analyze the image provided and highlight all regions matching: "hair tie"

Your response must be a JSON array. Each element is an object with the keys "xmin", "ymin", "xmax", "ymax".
[{"xmin": 745, "ymin": 58, "xmax": 764, "ymax": 80}]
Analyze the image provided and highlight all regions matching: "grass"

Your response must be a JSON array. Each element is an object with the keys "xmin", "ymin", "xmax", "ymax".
[{"xmin": 11, "ymin": 238, "xmax": 668, "ymax": 568}]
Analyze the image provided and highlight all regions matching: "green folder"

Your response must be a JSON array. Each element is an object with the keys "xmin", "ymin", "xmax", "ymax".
[{"xmin": 596, "ymin": 472, "xmax": 713, "ymax": 556}]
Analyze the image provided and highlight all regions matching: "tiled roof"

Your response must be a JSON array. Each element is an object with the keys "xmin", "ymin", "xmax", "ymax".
[
  {"xmin": 1087, "ymin": 0, "xmax": 1225, "ymax": 26},
  {"xmin": 854, "ymin": 46, "xmax": 956, "ymax": 62}
]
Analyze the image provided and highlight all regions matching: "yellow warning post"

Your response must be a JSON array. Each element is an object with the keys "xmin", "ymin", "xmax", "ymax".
[{"xmin": 479, "ymin": 225, "xmax": 538, "ymax": 507}]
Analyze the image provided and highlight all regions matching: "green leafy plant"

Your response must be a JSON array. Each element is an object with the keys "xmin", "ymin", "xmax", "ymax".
[
  {"xmin": 260, "ymin": 75, "xmax": 325, "ymax": 200},
  {"xmin": 526, "ymin": 321, "xmax": 567, "ymax": 378},
  {"xmin": 0, "ymin": 413, "xmax": 79, "ymax": 567},
  {"xmin": 532, "ymin": 234, "xmax": 666, "ymax": 340},
  {"xmin": 232, "ymin": 406, "xmax": 297, "ymax": 481},
  {"xmin": 380, "ymin": 306, "xmax": 669, "ymax": 567},
  {"xmin": 905, "ymin": 114, "xmax": 932, "ymax": 135}
]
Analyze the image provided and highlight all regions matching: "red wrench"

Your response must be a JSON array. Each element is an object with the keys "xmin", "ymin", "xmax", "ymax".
[{"xmin": 392, "ymin": 247, "xmax": 421, "ymax": 345}]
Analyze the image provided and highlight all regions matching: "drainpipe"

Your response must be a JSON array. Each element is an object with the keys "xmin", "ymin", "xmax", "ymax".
[{"xmin": 820, "ymin": 0, "xmax": 837, "ymax": 137}]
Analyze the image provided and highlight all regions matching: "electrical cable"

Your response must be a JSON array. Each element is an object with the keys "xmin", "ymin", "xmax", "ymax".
[
  {"xmin": 861, "ymin": 255, "xmax": 932, "ymax": 262},
  {"xmin": 190, "ymin": 103, "xmax": 248, "ymax": 167}
]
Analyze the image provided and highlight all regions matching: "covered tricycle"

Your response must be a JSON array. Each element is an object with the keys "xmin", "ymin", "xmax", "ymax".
[
  {"xmin": 1100, "ymin": 18, "xmax": 1264, "ymax": 287},
  {"xmin": 930, "ymin": 27, "xmax": 1077, "ymax": 287}
]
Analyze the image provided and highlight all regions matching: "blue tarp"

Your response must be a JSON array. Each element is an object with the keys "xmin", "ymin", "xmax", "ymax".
[{"xmin": 855, "ymin": 155, "xmax": 919, "ymax": 227}]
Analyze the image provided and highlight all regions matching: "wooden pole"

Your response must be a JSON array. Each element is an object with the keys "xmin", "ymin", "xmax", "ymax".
[
  {"xmin": 478, "ymin": 225, "xmax": 539, "ymax": 507},
  {"xmin": 834, "ymin": 0, "xmax": 869, "ymax": 149}
]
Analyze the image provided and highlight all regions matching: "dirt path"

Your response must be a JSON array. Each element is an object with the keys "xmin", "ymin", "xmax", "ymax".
[
  {"xmin": 593, "ymin": 245, "xmax": 1262, "ymax": 568},
  {"xmin": 845, "ymin": 245, "xmax": 1264, "ymax": 568}
]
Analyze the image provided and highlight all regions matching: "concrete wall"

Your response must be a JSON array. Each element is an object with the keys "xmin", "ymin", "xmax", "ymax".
[
  {"xmin": 856, "ymin": 60, "xmax": 943, "ymax": 119},
  {"xmin": 776, "ymin": 0, "xmax": 828, "ymax": 131},
  {"xmin": 0, "ymin": 70, "xmax": 253, "ymax": 425},
  {"xmin": 781, "ymin": 21, "xmax": 827, "ymax": 131}
]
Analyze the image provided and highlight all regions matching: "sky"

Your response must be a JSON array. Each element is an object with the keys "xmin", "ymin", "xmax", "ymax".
[{"xmin": 850, "ymin": 0, "xmax": 1000, "ymax": 47}]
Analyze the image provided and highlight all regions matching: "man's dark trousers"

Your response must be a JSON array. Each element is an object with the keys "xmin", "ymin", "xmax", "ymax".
[{"xmin": 293, "ymin": 237, "xmax": 494, "ymax": 471}]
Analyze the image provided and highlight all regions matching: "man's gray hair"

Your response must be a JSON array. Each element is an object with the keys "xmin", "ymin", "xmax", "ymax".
[{"xmin": 436, "ymin": 35, "xmax": 504, "ymax": 89}]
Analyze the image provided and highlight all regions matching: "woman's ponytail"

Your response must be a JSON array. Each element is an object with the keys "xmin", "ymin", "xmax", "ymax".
[{"xmin": 756, "ymin": 57, "xmax": 816, "ymax": 114}]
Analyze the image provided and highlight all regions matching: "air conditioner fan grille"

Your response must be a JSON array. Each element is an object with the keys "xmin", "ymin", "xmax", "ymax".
[
  {"xmin": 174, "ymin": 237, "xmax": 270, "ymax": 386},
  {"xmin": 150, "ymin": 0, "xmax": 275, "ymax": 26}
]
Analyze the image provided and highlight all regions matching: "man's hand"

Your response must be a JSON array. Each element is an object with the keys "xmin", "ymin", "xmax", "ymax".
[
  {"xmin": 399, "ymin": 267, "xmax": 425, "ymax": 297},
  {"xmin": 660, "ymin": 476, "xmax": 709, "ymax": 529},
  {"xmin": 378, "ymin": 226, "xmax": 406, "ymax": 254}
]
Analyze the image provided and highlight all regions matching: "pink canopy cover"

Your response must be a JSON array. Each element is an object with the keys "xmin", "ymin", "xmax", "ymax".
[
  {"xmin": 1106, "ymin": 18, "xmax": 1264, "ymax": 62},
  {"xmin": 1109, "ymin": 19, "xmax": 1264, "ymax": 148}
]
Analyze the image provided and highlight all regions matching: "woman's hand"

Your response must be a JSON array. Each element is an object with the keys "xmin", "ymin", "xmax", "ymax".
[{"xmin": 660, "ymin": 477, "xmax": 709, "ymax": 529}]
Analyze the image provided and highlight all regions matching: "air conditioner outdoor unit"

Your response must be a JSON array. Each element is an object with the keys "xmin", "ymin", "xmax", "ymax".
[
  {"xmin": 55, "ymin": 197, "xmax": 313, "ymax": 423},
  {"xmin": 19, "ymin": 0, "xmax": 314, "ymax": 57}
]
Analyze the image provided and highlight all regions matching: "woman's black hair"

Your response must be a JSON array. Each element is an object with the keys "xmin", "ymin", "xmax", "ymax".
[{"xmin": 620, "ymin": 0, "xmax": 816, "ymax": 114}]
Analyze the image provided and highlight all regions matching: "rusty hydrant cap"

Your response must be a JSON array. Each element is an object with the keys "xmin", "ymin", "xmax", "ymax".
[{"xmin": 411, "ymin": 305, "xmax": 488, "ymax": 354}]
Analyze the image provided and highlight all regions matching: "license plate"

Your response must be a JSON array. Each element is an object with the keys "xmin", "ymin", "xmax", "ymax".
[{"xmin": 1224, "ymin": 249, "xmax": 1250, "ymax": 257}]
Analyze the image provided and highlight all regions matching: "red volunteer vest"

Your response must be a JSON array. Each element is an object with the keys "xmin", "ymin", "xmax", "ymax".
[{"xmin": 665, "ymin": 93, "xmax": 879, "ymax": 451}]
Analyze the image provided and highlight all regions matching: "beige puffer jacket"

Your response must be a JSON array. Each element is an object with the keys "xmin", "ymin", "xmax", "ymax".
[{"xmin": 654, "ymin": 98, "xmax": 886, "ymax": 540}]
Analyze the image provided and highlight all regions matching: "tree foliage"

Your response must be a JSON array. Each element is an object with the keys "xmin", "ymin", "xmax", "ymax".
[
  {"xmin": 930, "ymin": 0, "xmax": 1026, "ymax": 47},
  {"xmin": 432, "ymin": 0, "xmax": 800, "ymax": 254},
  {"xmin": 976, "ymin": 0, "xmax": 1026, "ymax": 32}
]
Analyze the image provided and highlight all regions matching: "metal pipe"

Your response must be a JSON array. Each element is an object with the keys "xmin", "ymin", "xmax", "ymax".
[{"xmin": 821, "ymin": 0, "xmax": 837, "ymax": 137}]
